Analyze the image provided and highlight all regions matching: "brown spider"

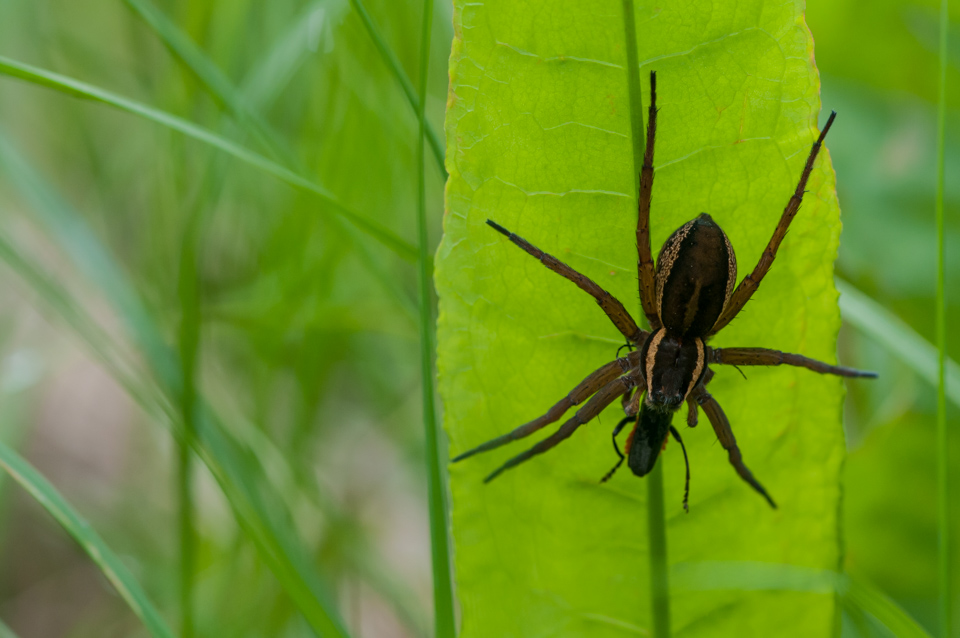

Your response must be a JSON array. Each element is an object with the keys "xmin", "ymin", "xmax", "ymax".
[{"xmin": 452, "ymin": 71, "xmax": 876, "ymax": 510}]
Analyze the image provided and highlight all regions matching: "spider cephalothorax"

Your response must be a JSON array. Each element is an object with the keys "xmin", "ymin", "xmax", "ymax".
[{"xmin": 452, "ymin": 72, "xmax": 876, "ymax": 510}]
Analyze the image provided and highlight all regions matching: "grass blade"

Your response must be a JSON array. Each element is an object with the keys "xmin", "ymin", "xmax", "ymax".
[
  {"xmin": 934, "ymin": 0, "xmax": 950, "ymax": 635},
  {"xmin": 120, "ymin": 0, "xmax": 419, "ymax": 320},
  {"xmin": 351, "ymin": 0, "xmax": 446, "ymax": 177},
  {"xmin": 0, "ymin": 441, "xmax": 175, "ymax": 638},
  {"xmin": 673, "ymin": 562, "xmax": 932, "ymax": 638},
  {"xmin": 415, "ymin": 0, "xmax": 456, "ymax": 634},
  {"xmin": 0, "ymin": 134, "xmax": 351, "ymax": 638},
  {"xmin": 621, "ymin": 1, "xmax": 671, "ymax": 635},
  {"xmin": 845, "ymin": 577, "xmax": 934, "ymax": 638},
  {"xmin": 176, "ymin": 203, "xmax": 204, "ymax": 638},
  {"xmin": 836, "ymin": 279, "xmax": 960, "ymax": 409},
  {"xmin": 0, "ymin": 55, "xmax": 416, "ymax": 262},
  {"xmin": 122, "ymin": 0, "xmax": 299, "ymax": 165},
  {"xmin": 239, "ymin": 1, "xmax": 345, "ymax": 110},
  {"xmin": 646, "ymin": 462, "xmax": 670, "ymax": 637},
  {"xmin": 0, "ymin": 618, "xmax": 18, "ymax": 638}
]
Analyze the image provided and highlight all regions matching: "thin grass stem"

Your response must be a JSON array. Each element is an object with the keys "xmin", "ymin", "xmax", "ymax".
[
  {"xmin": 935, "ymin": 0, "xmax": 950, "ymax": 636},
  {"xmin": 177, "ymin": 207, "xmax": 203, "ymax": 638},
  {"xmin": 177, "ymin": 430, "xmax": 195, "ymax": 638},
  {"xmin": 416, "ymin": 0, "xmax": 456, "ymax": 635},
  {"xmin": 646, "ymin": 462, "xmax": 671, "ymax": 637},
  {"xmin": 351, "ymin": 0, "xmax": 447, "ymax": 177},
  {"xmin": 621, "ymin": 1, "xmax": 671, "ymax": 635}
]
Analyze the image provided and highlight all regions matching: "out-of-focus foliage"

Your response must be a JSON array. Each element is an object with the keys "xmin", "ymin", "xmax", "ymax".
[
  {"xmin": 807, "ymin": 0, "xmax": 960, "ymax": 633},
  {"xmin": 0, "ymin": 0, "xmax": 451, "ymax": 635}
]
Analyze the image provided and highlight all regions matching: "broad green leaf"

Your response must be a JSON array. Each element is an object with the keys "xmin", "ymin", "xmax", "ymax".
[{"xmin": 437, "ymin": 1, "xmax": 847, "ymax": 636}]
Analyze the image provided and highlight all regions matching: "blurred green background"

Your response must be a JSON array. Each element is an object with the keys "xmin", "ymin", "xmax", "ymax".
[{"xmin": 0, "ymin": 0, "xmax": 955, "ymax": 636}]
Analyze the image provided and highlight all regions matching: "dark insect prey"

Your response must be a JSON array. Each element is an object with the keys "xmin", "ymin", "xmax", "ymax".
[{"xmin": 452, "ymin": 72, "xmax": 876, "ymax": 510}]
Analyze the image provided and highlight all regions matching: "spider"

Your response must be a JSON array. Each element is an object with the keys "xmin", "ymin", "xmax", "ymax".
[{"xmin": 452, "ymin": 71, "xmax": 876, "ymax": 510}]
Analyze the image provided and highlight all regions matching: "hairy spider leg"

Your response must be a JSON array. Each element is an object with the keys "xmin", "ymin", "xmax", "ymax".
[
  {"xmin": 684, "ymin": 365, "xmax": 714, "ymax": 428},
  {"xmin": 709, "ymin": 347, "xmax": 878, "ymax": 378},
  {"xmin": 669, "ymin": 425, "xmax": 691, "ymax": 512},
  {"xmin": 486, "ymin": 219, "xmax": 646, "ymax": 344},
  {"xmin": 685, "ymin": 396, "xmax": 699, "ymax": 427},
  {"xmin": 710, "ymin": 111, "xmax": 838, "ymax": 336},
  {"xmin": 692, "ymin": 384, "xmax": 777, "ymax": 508},
  {"xmin": 452, "ymin": 351, "xmax": 641, "ymax": 463},
  {"xmin": 636, "ymin": 71, "xmax": 662, "ymax": 332},
  {"xmin": 484, "ymin": 372, "xmax": 641, "ymax": 482},
  {"xmin": 600, "ymin": 415, "xmax": 638, "ymax": 483}
]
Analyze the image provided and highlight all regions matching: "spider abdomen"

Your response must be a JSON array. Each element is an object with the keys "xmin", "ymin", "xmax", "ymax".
[{"xmin": 655, "ymin": 213, "xmax": 737, "ymax": 337}]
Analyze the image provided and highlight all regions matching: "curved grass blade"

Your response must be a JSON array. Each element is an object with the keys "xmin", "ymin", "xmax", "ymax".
[
  {"xmin": 122, "ymin": 0, "xmax": 300, "ymax": 165},
  {"xmin": 672, "ymin": 562, "xmax": 932, "ymax": 638},
  {"xmin": 239, "ymin": 1, "xmax": 345, "ymax": 111},
  {"xmin": 118, "ymin": 0, "xmax": 418, "ymax": 321},
  {"xmin": 0, "ymin": 618, "xmax": 17, "ymax": 638},
  {"xmin": 845, "ymin": 577, "xmax": 934, "ymax": 638},
  {"xmin": 0, "ymin": 441, "xmax": 175, "ymax": 638},
  {"xmin": 351, "ymin": 0, "xmax": 446, "ymax": 176},
  {"xmin": 0, "ymin": 55, "xmax": 416, "ymax": 262},
  {"xmin": 0, "ymin": 133, "xmax": 351, "ymax": 638},
  {"xmin": 836, "ymin": 279, "xmax": 960, "ymax": 408}
]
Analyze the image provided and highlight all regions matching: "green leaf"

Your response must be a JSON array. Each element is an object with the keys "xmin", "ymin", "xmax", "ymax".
[
  {"xmin": 437, "ymin": 1, "xmax": 848, "ymax": 635},
  {"xmin": 0, "ymin": 441, "xmax": 175, "ymax": 638}
]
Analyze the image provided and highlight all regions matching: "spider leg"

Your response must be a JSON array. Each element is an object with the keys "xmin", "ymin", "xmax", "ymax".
[
  {"xmin": 709, "ymin": 112, "xmax": 838, "ymax": 335},
  {"xmin": 709, "ymin": 346, "xmax": 877, "ymax": 378},
  {"xmin": 484, "ymin": 372, "xmax": 640, "ymax": 482},
  {"xmin": 669, "ymin": 425, "xmax": 691, "ymax": 512},
  {"xmin": 486, "ymin": 220, "xmax": 646, "ymax": 344},
  {"xmin": 685, "ymin": 396, "xmax": 698, "ymax": 427},
  {"xmin": 600, "ymin": 415, "xmax": 637, "ymax": 483},
  {"xmin": 636, "ymin": 71, "xmax": 662, "ymax": 332},
  {"xmin": 452, "ymin": 351, "xmax": 641, "ymax": 463},
  {"xmin": 683, "ymin": 366, "xmax": 713, "ymax": 427},
  {"xmin": 692, "ymin": 386, "xmax": 777, "ymax": 508},
  {"xmin": 623, "ymin": 386, "xmax": 643, "ymax": 417}
]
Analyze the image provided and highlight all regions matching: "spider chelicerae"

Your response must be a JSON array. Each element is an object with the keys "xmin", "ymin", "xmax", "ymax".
[{"xmin": 452, "ymin": 71, "xmax": 876, "ymax": 510}]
